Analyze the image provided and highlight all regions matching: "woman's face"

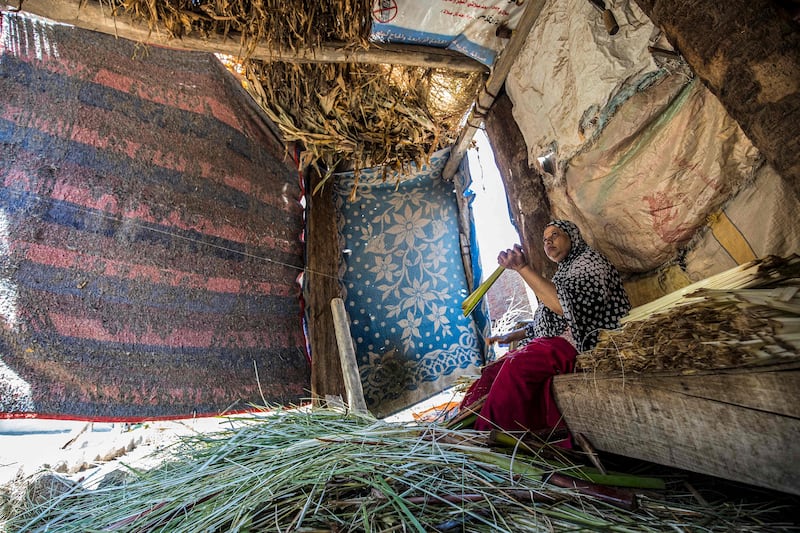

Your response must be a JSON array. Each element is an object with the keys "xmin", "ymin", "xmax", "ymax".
[{"xmin": 543, "ymin": 225, "xmax": 572, "ymax": 263}]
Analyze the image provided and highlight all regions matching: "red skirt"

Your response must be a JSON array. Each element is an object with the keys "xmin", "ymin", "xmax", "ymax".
[{"xmin": 461, "ymin": 336, "xmax": 577, "ymax": 433}]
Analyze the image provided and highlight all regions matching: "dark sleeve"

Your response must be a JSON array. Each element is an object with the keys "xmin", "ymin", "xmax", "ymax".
[{"xmin": 556, "ymin": 252, "xmax": 630, "ymax": 351}]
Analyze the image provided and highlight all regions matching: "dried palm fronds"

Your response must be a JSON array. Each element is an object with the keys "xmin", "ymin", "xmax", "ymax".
[
  {"xmin": 247, "ymin": 61, "xmax": 482, "ymax": 194},
  {"xmin": 104, "ymin": 0, "xmax": 484, "ymax": 195},
  {"xmin": 579, "ymin": 255, "xmax": 800, "ymax": 374},
  {"xmin": 5, "ymin": 409, "xmax": 792, "ymax": 532},
  {"xmin": 113, "ymin": 0, "xmax": 372, "ymax": 55}
]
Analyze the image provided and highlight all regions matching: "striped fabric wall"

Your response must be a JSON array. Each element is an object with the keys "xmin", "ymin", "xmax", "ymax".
[{"xmin": 0, "ymin": 14, "xmax": 310, "ymax": 420}]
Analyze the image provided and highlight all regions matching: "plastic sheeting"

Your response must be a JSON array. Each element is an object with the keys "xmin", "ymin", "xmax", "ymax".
[
  {"xmin": 549, "ymin": 78, "xmax": 762, "ymax": 272},
  {"xmin": 684, "ymin": 164, "xmax": 800, "ymax": 282},
  {"xmin": 506, "ymin": 0, "xmax": 661, "ymax": 166},
  {"xmin": 502, "ymin": 0, "xmax": 796, "ymax": 285},
  {"xmin": 370, "ymin": 0, "xmax": 525, "ymax": 66}
]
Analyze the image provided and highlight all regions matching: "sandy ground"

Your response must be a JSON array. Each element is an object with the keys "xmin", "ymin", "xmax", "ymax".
[
  {"xmin": 0, "ymin": 388, "xmax": 464, "ymax": 490},
  {"xmin": 0, "ymin": 416, "xmax": 235, "ymax": 490}
]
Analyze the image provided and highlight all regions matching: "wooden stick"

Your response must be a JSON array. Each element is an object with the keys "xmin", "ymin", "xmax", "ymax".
[
  {"xmin": 445, "ymin": 395, "xmax": 487, "ymax": 429},
  {"xmin": 442, "ymin": 0, "xmax": 547, "ymax": 180},
  {"xmin": 330, "ymin": 298, "xmax": 370, "ymax": 415},
  {"xmin": 11, "ymin": 0, "xmax": 486, "ymax": 72},
  {"xmin": 573, "ymin": 433, "xmax": 607, "ymax": 475}
]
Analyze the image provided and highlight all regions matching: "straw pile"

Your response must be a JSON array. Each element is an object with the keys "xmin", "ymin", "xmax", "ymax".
[
  {"xmin": 578, "ymin": 255, "xmax": 800, "ymax": 374},
  {"xmin": 5, "ymin": 408, "xmax": 794, "ymax": 532},
  {"xmin": 115, "ymin": 0, "xmax": 373, "ymax": 51},
  {"xmin": 108, "ymin": 0, "xmax": 483, "ymax": 194},
  {"xmin": 246, "ymin": 61, "xmax": 482, "ymax": 193}
]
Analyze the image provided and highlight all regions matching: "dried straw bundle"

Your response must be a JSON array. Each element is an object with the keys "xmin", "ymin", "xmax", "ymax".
[
  {"xmin": 6, "ymin": 409, "xmax": 788, "ymax": 532},
  {"xmin": 114, "ymin": 0, "xmax": 372, "ymax": 54},
  {"xmin": 246, "ymin": 61, "xmax": 482, "ymax": 194},
  {"xmin": 579, "ymin": 255, "xmax": 800, "ymax": 374}
]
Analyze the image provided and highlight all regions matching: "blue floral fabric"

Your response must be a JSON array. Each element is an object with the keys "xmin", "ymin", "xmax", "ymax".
[{"xmin": 334, "ymin": 151, "xmax": 482, "ymax": 416}]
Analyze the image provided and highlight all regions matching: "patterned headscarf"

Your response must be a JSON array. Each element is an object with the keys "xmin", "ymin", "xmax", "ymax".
[{"xmin": 529, "ymin": 220, "xmax": 631, "ymax": 351}]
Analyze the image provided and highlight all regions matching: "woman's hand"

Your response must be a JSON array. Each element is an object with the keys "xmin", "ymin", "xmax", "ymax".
[
  {"xmin": 497, "ymin": 244, "xmax": 527, "ymax": 271},
  {"xmin": 487, "ymin": 327, "xmax": 526, "ymax": 346},
  {"xmin": 498, "ymin": 245, "xmax": 564, "ymax": 316}
]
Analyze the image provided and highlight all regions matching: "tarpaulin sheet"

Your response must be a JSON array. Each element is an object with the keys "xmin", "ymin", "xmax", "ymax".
[
  {"xmin": 370, "ymin": 0, "xmax": 525, "ymax": 66},
  {"xmin": 506, "ymin": 0, "xmax": 661, "ymax": 165},
  {"xmin": 0, "ymin": 14, "xmax": 310, "ymax": 420},
  {"xmin": 684, "ymin": 163, "xmax": 800, "ymax": 281},
  {"xmin": 334, "ymin": 150, "xmax": 482, "ymax": 417},
  {"xmin": 548, "ymin": 78, "xmax": 762, "ymax": 273}
]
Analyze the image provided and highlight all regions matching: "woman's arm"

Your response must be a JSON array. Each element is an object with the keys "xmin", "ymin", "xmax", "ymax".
[
  {"xmin": 486, "ymin": 327, "xmax": 527, "ymax": 345},
  {"xmin": 498, "ymin": 245, "xmax": 563, "ymax": 315}
]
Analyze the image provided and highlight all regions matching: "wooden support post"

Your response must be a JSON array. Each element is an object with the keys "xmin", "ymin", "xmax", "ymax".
[
  {"xmin": 330, "ymin": 298, "xmax": 370, "ymax": 415},
  {"xmin": 305, "ymin": 170, "xmax": 346, "ymax": 405},
  {"xmin": 484, "ymin": 92, "xmax": 554, "ymax": 279},
  {"xmin": 442, "ymin": 0, "xmax": 547, "ymax": 180}
]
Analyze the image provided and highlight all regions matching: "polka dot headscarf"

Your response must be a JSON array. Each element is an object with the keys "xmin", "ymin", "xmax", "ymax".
[{"xmin": 529, "ymin": 220, "xmax": 631, "ymax": 351}]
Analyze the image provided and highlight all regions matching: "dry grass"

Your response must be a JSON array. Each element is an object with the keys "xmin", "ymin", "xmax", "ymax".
[
  {"xmin": 246, "ymin": 61, "xmax": 482, "ymax": 193},
  {"xmin": 107, "ymin": 0, "xmax": 484, "ymax": 195},
  {"xmin": 116, "ymin": 0, "xmax": 372, "ymax": 51},
  {"xmin": 579, "ymin": 255, "xmax": 800, "ymax": 374}
]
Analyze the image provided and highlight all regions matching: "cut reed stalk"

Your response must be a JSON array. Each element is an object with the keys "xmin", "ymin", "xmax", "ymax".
[{"xmin": 462, "ymin": 266, "xmax": 505, "ymax": 317}]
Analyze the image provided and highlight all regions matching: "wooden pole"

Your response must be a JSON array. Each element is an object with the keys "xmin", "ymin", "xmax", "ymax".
[
  {"xmin": 330, "ymin": 298, "xmax": 370, "ymax": 415},
  {"xmin": 9, "ymin": 0, "xmax": 486, "ymax": 72},
  {"xmin": 305, "ymin": 170, "xmax": 347, "ymax": 405},
  {"xmin": 442, "ymin": 0, "xmax": 547, "ymax": 180}
]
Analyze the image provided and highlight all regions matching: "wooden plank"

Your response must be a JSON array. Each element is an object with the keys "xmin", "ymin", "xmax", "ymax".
[
  {"xmin": 11, "ymin": 0, "xmax": 486, "ymax": 72},
  {"xmin": 305, "ymin": 170, "xmax": 347, "ymax": 405},
  {"xmin": 634, "ymin": 371, "xmax": 800, "ymax": 418},
  {"xmin": 442, "ymin": 0, "xmax": 547, "ymax": 180},
  {"xmin": 330, "ymin": 298, "xmax": 369, "ymax": 415},
  {"xmin": 553, "ymin": 370, "xmax": 800, "ymax": 496}
]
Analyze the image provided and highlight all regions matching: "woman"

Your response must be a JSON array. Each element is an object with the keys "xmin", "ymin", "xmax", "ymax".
[{"xmin": 461, "ymin": 220, "xmax": 630, "ymax": 433}]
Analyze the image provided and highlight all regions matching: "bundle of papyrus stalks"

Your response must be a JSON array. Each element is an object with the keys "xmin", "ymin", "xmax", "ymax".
[{"xmin": 578, "ymin": 254, "xmax": 800, "ymax": 374}]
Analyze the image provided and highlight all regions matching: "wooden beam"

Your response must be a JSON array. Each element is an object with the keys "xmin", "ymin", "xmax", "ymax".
[
  {"xmin": 9, "ymin": 0, "xmax": 487, "ymax": 72},
  {"xmin": 442, "ymin": 0, "xmax": 547, "ymax": 180},
  {"xmin": 304, "ymin": 170, "xmax": 347, "ymax": 405},
  {"xmin": 554, "ymin": 369, "xmax": 800, "ymax": 496}
]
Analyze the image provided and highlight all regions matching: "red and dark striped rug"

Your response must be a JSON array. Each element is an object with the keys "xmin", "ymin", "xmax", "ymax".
[{"xmin": 0, "ymin": 13, "xmax": 310, "ymax": 420}]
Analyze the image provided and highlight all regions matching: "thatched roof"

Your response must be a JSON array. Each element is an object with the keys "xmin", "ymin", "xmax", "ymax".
[{"xmin": 114, "ymin": 0, "xmax": 487, "ymax": 182}]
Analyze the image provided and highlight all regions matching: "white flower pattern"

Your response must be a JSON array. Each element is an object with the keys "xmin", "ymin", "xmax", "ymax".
[{"xmin": 334, "ymin": 151, "xmax": 481, "ymax": 411}]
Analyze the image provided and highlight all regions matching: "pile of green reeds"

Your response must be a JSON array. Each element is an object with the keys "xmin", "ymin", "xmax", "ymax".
[
  {"xmin": 5, "ymin": 409, "xmax": 793, "ymax": 532},
  {"xmin": 580, "ymin": 254, "xmax": 800, "ymax": 374}
]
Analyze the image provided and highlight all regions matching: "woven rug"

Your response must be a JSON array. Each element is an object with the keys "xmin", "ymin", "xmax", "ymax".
[
  {"xmin": 333, "ymin": 151, "xmax": 483, "ymax": 417},
  {"xmin": 0, "ymin": 14, "xmax": 310, "ymax": 420}
]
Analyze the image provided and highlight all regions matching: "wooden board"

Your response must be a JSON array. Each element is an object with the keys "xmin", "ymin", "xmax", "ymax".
[{"xmin": 553, "ymin": 369, "xmax": 800, "ymax": 496}]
